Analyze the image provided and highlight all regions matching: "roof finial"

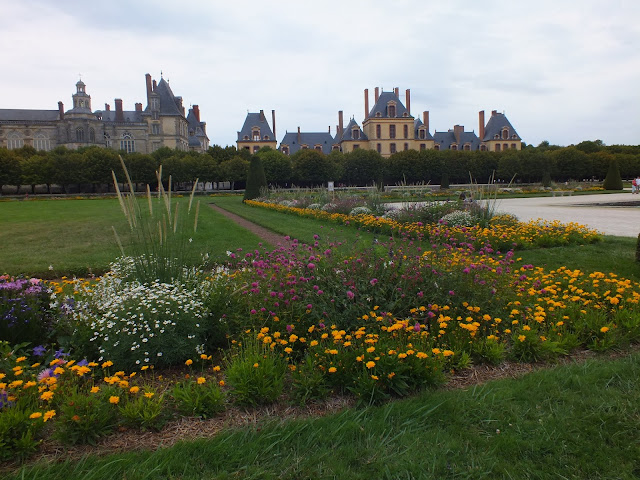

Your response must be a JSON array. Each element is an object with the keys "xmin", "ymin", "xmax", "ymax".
[
  {"xmin": 160, "ymin": 70, "xmax": 163, "ymax": 78},
  {"xmin": 78, "ymin": 73, "xmax": 82, "ymax": 81}
]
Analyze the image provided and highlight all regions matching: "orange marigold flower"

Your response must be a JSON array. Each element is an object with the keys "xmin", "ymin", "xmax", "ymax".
[
  {"xmin": 328, "ymin": 367, "xmax": 337, "ymax": 373},
  {"xmin": 29, "ymin": 412, "xmax": 42, "ymax": 419},
  {"xmin": 130, "ymin": 386, "xmax": 140, "ymax": 394},
  {"xmin": 40, "ymin": 391, "xmax": 54, "ymax": 401},
  {"xmin": 144, "ymin": 392, "xmax": 155, "ymax": 398},
  {"xmin": 90, "ymin": 386, "xmax": 100, "ymax": 394},
  {"xmin": 600, "ymin": 326, "xmax": 609, "ymax": 333},
  {"xmin": 197, "ymin": 377, "xmax": 206, "ymax": 384},
  {"xmin": 366, "ymin": 361, "xmax": 376, "ymax": 369},
  {"xmin": 185, "ymin": 359, "xmax": 193, "ymax": 366},
  {"xmin": 109, "ymin": 396, "xmax": 120, "ymax": 404},
  {"xmin": 43, "ymin": 410, "xmax": 56, "ymax": 422}
]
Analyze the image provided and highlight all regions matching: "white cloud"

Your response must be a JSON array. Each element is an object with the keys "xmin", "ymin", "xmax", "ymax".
[{"xmin": 1, "ymin": 0, "xmax": 638, "ymax": 147}]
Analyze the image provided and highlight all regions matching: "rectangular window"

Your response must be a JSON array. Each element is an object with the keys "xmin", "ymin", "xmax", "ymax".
[
  {"xmin": 376, "ymin": 143, "xmax": 381, "ymax": 153},
  {"xmin": 389, "ymin": 125, "xmax": 396, "ymax": 139},
  {"xmin": 152, "ymin": 124, "xmax": 160, "ymax": 135},
  {"xmin": 511, "ymin": 143, "xmax": 517, "ymax": 149},
  {"xmin": 495, "ymin": 144, "xmax": 501, "ymax": 152},
  {"xmin": 420, "ymin": 143, "xmax": 426, "ymax": 151},
  {"xmin": 403, "ymin": 124, "xmax": 408, "ymax": 139},
  {"xmin": 404, "ymin": 143, "xmax": 409, "ymax": 151},
  {"xmin": 390, "ymin": 143, "xmax": 396, "ymax": 154},
  {"xmin": 353, "ymin": 144, "xmax": 359, "ymax": 150},
  {"xmin": 376, "ymin": 124, "xmax": 381, "ymax": 139}
]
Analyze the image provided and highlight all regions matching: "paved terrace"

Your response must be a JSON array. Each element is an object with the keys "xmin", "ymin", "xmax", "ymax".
[{"xmin": 486, "ymin": 193, "xmax": 640, "ymax": 238}]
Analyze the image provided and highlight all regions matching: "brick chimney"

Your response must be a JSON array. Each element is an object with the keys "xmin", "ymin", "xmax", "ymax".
[
  {"xmin": 478, "ymin": 111, "xmax": 485, "ymax": 140},
  {"xmin": 454, "ymin": 125, "xmax": 463, "ymax": 145},
  {"xmin": 375, "ymin": 87, "xmax": 379, "ymax": 102},
  {"xmin": 339, "ymin": 110, "xmax": 344, "ymax": 138},
  {"xmin": 115, "ymin": 99, "xmax": 124, "ymax": 122},
  {"xmin": 58, "ymin": 101, "xmax": 64, "ymax": 120},
  {"xmin": 297, "ymin": 126, "xmax": 301, "ymax": 145},
  {"xmin": 423, "ymin": 111, "xmax": 429, "ymax": 132},
  {"xmin": 364, "ymin": 89, "xmax": 369, "ymax": 119},
  {"xmin": 328, "ymin": 126, "xmax": 331, "ymax": 134},
  {"xmin": 193, "ymin": 105, "xmax": 200, "ymax": 122},
  {"xmin": 105, "ymin": 103, "xmax": 110, "ymax": 111},
  {"xmin": 272, "ymin": 110, "xmax": 276, "ymax": 139},
  {"xmin": 135, "ymin": 103, "xmax": 142, "ymax": 112},
  {"xmin": 152, "ymin": 80, "xmax": 157, "ymax": 91},
  {"xmin": 259, "ymin": 109, "xmax": 265, "ymax": 122},
  {"xmin": 394, "ymin": 87, "xmax": 399, "ymax": 97},
  {"xmin": 145, "ymin": 73, "xmax": 152, "ymax": 101},
  {"xmin": 405, "ymin": 89, "xmax": 410, "ymax": 115},
  {"xmin": 491, "ymin": 110, "xmax": 497, "ymax": 116}
]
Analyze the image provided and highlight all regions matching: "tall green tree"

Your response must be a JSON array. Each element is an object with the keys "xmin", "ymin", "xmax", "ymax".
[
  {"xmin": 243, "ymin": 156, "xmax": 268, "ymax": 201},
  {"xmin": 256, "ymin": 148, "xmax": 292, "ymax": 186}
]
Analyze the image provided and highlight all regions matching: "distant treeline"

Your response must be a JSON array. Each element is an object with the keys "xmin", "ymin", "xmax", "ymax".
[{"xmin": 1, "ymin": 140, "xmax": 639, "ymax": 194}]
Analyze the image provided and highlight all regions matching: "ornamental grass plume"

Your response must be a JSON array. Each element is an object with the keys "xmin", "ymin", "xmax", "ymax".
[{"xmin": 111, "ymin": 155, "xmax": 201, "ymax": 284}]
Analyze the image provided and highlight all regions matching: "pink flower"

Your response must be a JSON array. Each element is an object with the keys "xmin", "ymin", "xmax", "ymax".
[
  {"xmin": 307, "ymin": 263, "xmax": 315, "ymax": 270},
  {"xmin": 369, "ymin": 278, "xmax": 378, "ymax": 286},
  {"xmin": 347, "ymin": 290, "xmax": 355, "ymax": 300}
]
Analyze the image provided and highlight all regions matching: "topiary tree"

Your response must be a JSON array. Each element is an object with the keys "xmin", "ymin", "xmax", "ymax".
[
  {"xmin": 602, "ymin": 156, "xmax": 623, "ymax": 191},
  {"xmin": 440, "ymin": 172, "xmax": 450, "ymax": 190},
  {"xmin": 243, "ymin": 156, "xmax": 267, "ymax": 201}
]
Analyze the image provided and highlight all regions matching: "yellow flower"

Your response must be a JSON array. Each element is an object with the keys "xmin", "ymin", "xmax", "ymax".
[
  {"xmin": 15, "ymin": 356, "xmax": 27, "ymax": 363},
  {"xmin": 144, "ymin": 392, "xmax": 155, "ymax": 398},
  {"xmin": 200, "ymin": 354, "xmax": 209, "ymax": 360},
  {"xmin": 90, "ymin": 386, "xmax": 100, "ymax": 394},
  {"xmin": 253, "ymin": 363, "xmax": 259, "ymax": 368},
  {"xmin": 102, "ymin": 361, "xmax": 113, "ymax": 368},
  {"xmin": 109, "ymin": 396, "xmax": 120, "ymax": 404},
  {"xmin": 129, "ymin": 386, "xmax": 140, "ymax": 394},
  {"xmin": 366, "ymin": 361, "xmax": 376, "ymax": 369},
  {"xmin": 366, "ymin": 346, "xmax": 375, "ymax": 353},
  {"xmin": 310, "ymin": 340, "xmax": 319, "ymax": 347},
  {"xmin": 600, "ymin": 326, "xmax": 609, "ymax": 333},
  {"xmin": 328, "ymin": 367, "xmax": 337, "ymax": 373},
  {"xmin": 197, "ymin": 377, "xmax": 206, "ymax": 384},
  {"xmin": 40, "ymin": 390, "xmax": 54, "ymax": 401},
  {"xmin": 371, "ymin": 375, "xmax": 379, "ymax": 380},
  {"xmin": 219, "ymin": 380, "xmax": 225, "ymax": 387},
  {"xmin": 43, "ymin": 410, "xmax": 56, "ymax": 422},
  {"xmin": 518, "ymin": 335, "xmax": 526, "ymax": 342},
  {"xmin": 213, "ymin": 365, "xmax": 221, "ymax": 372},
  {"xmin": 29, "ymin": 412, "xmax": 42, "ymax": 419},
  {"xmin": 23, "ymin": 381, "xmax": 37, "ymax": 389},
  {"xmin": 443, "ymin": 350, "xmax": 454, "ymax": 357},
  {"xmin": 185, "ymin": 359, "xmax": 193, "ymax": 366}
]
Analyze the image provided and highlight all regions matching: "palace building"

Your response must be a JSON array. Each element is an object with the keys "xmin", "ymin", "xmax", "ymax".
[
  {"xmin": 0, "ymin": 74, "xmax": 209, "ymax": 154},
  {"xmin": 238, "ymin": 87, "xmax": 522, "ymax": 157}
]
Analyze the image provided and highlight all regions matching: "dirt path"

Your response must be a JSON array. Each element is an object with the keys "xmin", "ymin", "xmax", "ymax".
[{"xmin": 208, "ymin": 202, "xmax": 286, "ymax": 247}]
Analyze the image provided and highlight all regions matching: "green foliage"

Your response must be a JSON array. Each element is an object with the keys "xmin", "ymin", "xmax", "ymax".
[
  {"xmin": 119, "ymin": 393, "xmax": 167, "ymax": 431},
  {"xmin": 243, "ymin": 156, "xmax": 267, "ymax": 201},
  {"xmin": 53, "ymin": 389, "xmax": 118, "ymax": 445},
  {"xmin": 471, "ymin": 337, "xmax": 506, "ymax": 365},
  {"xmin": 0, "ymin": 407, "xmax": 43, "ymax": 462},
  {"xmin": 224, "ymin": 336, "xmax": 287, "ymax": 407},
  {"xmin": 170, "ymin": 380, "xmax": 225, "ymax": 418},
  {"xmin": 290, "ymin": 355, "xmax": 330, "ymax": 406},
  {"xmin": 440, "ymin": 171, "xmax": 450, "ymax": 189},
  {"xmin": 602, "ymin": 156, "xmax": 623, "ymax": 190},
  {"xmin": 636, "ymin": 232, "xmax": 640, "ymax": 263}
]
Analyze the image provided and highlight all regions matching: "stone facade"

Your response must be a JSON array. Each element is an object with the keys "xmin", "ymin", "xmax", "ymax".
[{"xmin": 0, "ymin": 74, "xmax": 209, "ymax": 154}]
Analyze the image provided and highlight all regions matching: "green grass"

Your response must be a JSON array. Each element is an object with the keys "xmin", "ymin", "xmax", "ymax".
[
  {"xmin": 0, "ymin": 197, "xmax": 270, "ymax": 278},
  {"xmin": 9, "ymin": 352, "xmax": 640, "ymax": 479}
]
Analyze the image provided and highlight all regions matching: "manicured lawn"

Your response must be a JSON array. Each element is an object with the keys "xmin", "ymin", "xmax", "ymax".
[
  {"xmin": 0, "ymin": 197, "xmax": 272, "ymax": 278},
  {"xmin": 9, "ymin": 352, "xmax": 640, "ymax": 479}
]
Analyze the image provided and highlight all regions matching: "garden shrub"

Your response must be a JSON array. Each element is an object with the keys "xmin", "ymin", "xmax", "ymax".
[
  {"xmin": 171, "ymin": 379, "xmax": 225, "ymax": 418},
  {"xmin": 0, "ymin": 276, "xmax": 53, "ymax": 346},
  {"xmin": 224, "ymin": 336, "xmax": 287, "ymax": 407},
  {"xmin": 243, "ymin": 156, "xmax": 267, "ymax": 201}
]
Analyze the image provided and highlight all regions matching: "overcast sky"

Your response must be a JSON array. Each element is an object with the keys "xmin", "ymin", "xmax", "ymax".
[{"xmin": 2, "ymin": 0, "xmax": 638, "ymax": 148}]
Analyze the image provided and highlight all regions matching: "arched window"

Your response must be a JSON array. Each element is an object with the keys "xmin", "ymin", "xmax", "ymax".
[
  {"xmin": 7, "ymin": 132, "xmax": 24, "ymax": 150},
  {"xmin": 502, "ymin": 128, "xmax": 509, "ymax": 140},
  {"xmin": 76, "ymin": 127, "xmax": 85, "ymax": 142},
  {"xmin": 450, "ymin": 144, "xmax": 457, "ymax": 151},
  {"xmin": 434, "ymin": 144, "xmax": 440, "ymax": 151},
  {"xmin": 34, "ymin": 133, "xmax": 50, "ymax": 151},
  {"xmin": 418, "ymin": 128, "xmax": 426, "ymax": 140},
  {"xmin": 89, "ymin": 128, "xmax": 96, "ymax": 143},
  {"xmin": 120, "ymin": 132, "xmax": 135, "ymax": 153},
  {"xmin": 464, "ymin": 144, "xmax": 471, "ymax": 151},
  {"xmin": 104, "ymin": 133, "xmax": 112, "ymax": 148},
  {"xmin": 263, "ymin": 135, "xmax": 270, "ymax": 140},
  {"xmin": 314, "ymin": 145, "xmax": 323, "ymax": 152}
]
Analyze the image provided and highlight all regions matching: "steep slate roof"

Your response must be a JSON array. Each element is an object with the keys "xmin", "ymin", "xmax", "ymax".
[
  {"xmin": 338, "ymin": 118, "xmax": 368, "ymax": 141},
  {"xmin": 367, "ymin": 91, "xmax": 411, "ymax": 119},
  {"xmin": 413, "ymin": 118, "xmax": 434, "ymax": 140},
  {"xmin": 154, "ymin": 78, "xmax": 184, "ymax": 116},
  {"xmin": 280, "ymin": 131, "xmax": 334, "ymax": 155},
  {"xmin": 97, "ymin": 110, "xmax": 144, "ymax": 123},
  {"xmin": 187, "ymin": 108, "xmax": 208, "ymax": 147},
  {"xmin": 482, "ymin": 112, "xmax": 520, "ymax": 141},
  {"xmin": 433, "ymin": 130, "xmax": 480, "ymax": 150},
  {"xmin": 0, "ymin": 109, "xmax": 60, "ymax": 122},
  {"xmin": 237, "ymin": 112, "xmax": 275, "ymax": 141}
]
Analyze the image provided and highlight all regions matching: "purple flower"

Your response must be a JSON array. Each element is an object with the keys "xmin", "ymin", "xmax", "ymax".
[
  {"xmin": 286, "ymin": 324, "xmax": 293, "ymax": 332},
  {"xmin": 33, "ymin": 345, "xmax": 47, "ymax": 357},
  {"xmin": 414, "ymin": 323, "xmax": 421, "ymax": 332},
  {"xmin": 448, "ymin": 290, "xmax": 455, "ymax": 296}
]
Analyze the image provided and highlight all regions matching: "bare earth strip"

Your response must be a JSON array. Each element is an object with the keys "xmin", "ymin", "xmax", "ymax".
[{"xmin": 208, "ymin": 203, "xmax": 286, "ymax": 248}]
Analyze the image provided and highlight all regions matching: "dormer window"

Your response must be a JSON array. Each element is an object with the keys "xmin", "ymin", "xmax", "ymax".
[
  {"xmin": 375, "ymin": 112, "xmax": 382, "ymax": 118},
  {"xmin": 512, "ymin": 134, "xmax": 518, "ymax": 139},
  {"xmin": 314, "ymin": 145, "xmax": 322, "ymax": 152},
  {"xmin": 494, "ymin": 134, "xmax": 500, "ymax": 139},
  {"xmin": 282, "ymin": 146, "xmax": 289, "ymax": 155},
  {"xmin": 387, "ymin": 102, "xmax": 396, "ymax": 117},
  {"xmin": 243, "ymin": 135, "xmax": 249, "ymax": 140},
  {"xmin": 450, "ymin": 144, "xmax": 457, "ymax": 150},
  {"xmin": 252, "ymin": 127, "xmax": 260, "ymax": 141},
  {"xmin": 501, "ymin": 128, "xmax": 509, "ymax": 140},
  {"xmin": 464, "ymin": 143, "xmax": 471, "ymax": 151},
  {"xmin": 263, "ymin": 135, "xmax": 270, "ymax": 140},
  {"xmin": 151, "ymin": 97, "xmax": 159, "ymax": 110},
  {"xmin": 418, "ymin": 128, "xmax": 426, "ymax": 140},
  {"xmin": 352, "ymin": 128, "xmax": 360, "ymax": 140},
  {"xmin": 403, "ymin": 112, "xmax": 408, "ymax": 117}
]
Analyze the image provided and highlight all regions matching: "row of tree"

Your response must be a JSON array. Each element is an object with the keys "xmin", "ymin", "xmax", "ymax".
[{"xmin": 0, "ymin": 141, "xmax": 639, "ymax": 194}]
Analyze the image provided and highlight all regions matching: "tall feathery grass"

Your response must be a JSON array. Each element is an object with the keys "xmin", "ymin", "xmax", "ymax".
[{"xmin": 111, "ymin": 156, "xmax": 200, "ymax": 284}]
